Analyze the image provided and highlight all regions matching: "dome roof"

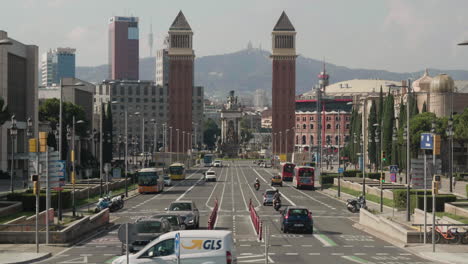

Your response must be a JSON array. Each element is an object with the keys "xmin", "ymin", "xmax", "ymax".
[
  {"xmin": 430, "ymin": 74, "xmax": 454, "ymax": 93},
  {"xmin": 413, "ymin": 69, "xmax": 432, "ymax": 92}
]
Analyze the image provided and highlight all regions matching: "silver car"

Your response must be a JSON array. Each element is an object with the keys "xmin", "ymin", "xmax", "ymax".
[
  {"xmin": 165, "ymin": 200, "xmax": 200, "ymax": 229},
  {"xmin": 263, "ymin": 189, "xmax": 277, "ymax": 206},
  {"xmin": 163, "ymin": 175, "xmax": 172, "ymax": 186},
  {"xmin": 152, "ymin": 214, "xmax": 185, "ymax": 231}
]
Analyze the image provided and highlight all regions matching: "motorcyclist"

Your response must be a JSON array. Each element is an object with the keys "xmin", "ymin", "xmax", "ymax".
[{"xmin": 273, "ymin": 189, "xmax": 281, "ymax": 204}]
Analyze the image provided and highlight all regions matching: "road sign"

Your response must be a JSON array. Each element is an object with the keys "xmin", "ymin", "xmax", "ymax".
[
  {"xmin": 389, "ymin": 165, "xmax": 398, "ymax": 173},
  {"xmin": 175, "ymin": 232, "xmax": 180, "ymax": 257},
  {"xmin": 390, "ymin": 173, "xmax": 397, "ymax": 183},
  {"xmin": 410, "ymin": 158, "xmax": 440, "ymax": 189},
  {"xmin": 420, "ymin": 133, "xmax": 433, "ymax": 150},
  {"xmin": 338, "ymin": 168, "xmax": 344, "ymax": 173}
]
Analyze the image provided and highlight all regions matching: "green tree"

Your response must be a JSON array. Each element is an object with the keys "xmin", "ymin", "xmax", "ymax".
[
  {"xmin": 377, "ymin": 86, "xmax": 384, "ymax": 125},
  {"xmin": 397, "ymin": 98, "xmax": 407, "ymax": 170},
  {"xmin": 454, "ymin": 108, "xmax": 468, "ymax": 164},
  {"xmin": 203, "ymin": 119, "xmax": 221, "ymax": 150},
  {"xmin": 382, "ymin": 91, "xmax": 395, "ymax": 165},
  {"xmin": 368, "ymin": 100, "xmax": 377, "ymax": 169},
  {"xmin": 409, "ymin": 112, "xmax": 437, "ymax": 157},
  {"xmin": 0, "ymin": 97, "xmax": 10, "ymax": 125}
]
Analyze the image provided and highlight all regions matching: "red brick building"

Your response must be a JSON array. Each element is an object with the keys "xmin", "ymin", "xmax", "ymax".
[
  {"xmin": 167, "ymin": 11, "xmax": 194, "ymax": 153},
  {"xmin": 271, "ymin": 12, "xmax": 296, "ymax": 155},
  {"xmin": 294, "ymin": 99, "xmax": 352, "ymax": 152}
]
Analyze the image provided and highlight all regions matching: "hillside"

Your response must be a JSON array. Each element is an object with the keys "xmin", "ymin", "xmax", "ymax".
[{"xmin": 76, "ymin": 48, "xmax": 468, "ymax": 98}]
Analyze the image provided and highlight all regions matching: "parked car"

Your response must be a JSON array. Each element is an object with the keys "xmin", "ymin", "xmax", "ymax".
[
  {"xmin": 213, "ymin": 160, "xmax": 223, "ymax": 167},
  {"xmin": 152, "ymin": 214, "xmax": 186, "ymax": 231},
  {"xmin": 128, "ymin": 217, "xmax": 172, "ymax": 253},
  {"xmin": 205, "ymin": 170, "xmax": 217, "ymax": 182},
  {"xmin": 112, "ymin": 230, "xmax": 237, "ymax": 264},
  {"xmin": 163, "ymin": 175, "xmax": 172, "ymax": 186},
  {"xmin": 271, "ymin": 175, "xmax": 283, "ymax": 187},
  {"xmin": 280, "ymin": 206, "xmax": 313, "ymax": 234},
  {"xmin": 165, "ymin": 200, "xmax": 200, "ymax": 229},
  {"xmin": 262, "ymin": 189, "xmax": 277, "ymax": 206}
]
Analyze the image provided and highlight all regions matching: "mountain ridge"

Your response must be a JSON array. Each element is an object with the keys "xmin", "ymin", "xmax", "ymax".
[{"xmin": 76, "ymin": 48, "xmax": 468, "ymax": 97}]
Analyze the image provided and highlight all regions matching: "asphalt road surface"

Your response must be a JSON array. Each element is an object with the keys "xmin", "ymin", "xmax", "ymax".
[{"xmin": 37, "ymin": 160, "xmax": 434, "ymax": 264}]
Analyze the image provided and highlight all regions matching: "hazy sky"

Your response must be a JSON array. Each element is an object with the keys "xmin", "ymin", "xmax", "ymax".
[{"xmin": 2, "ymin": 0, "xmax": 468, "ymax": 72}]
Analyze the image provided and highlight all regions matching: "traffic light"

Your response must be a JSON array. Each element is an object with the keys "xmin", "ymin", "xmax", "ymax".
[
  {"xmin": 382, "ymin": 151, "xmax": 387, "ymax": 161},
  {"xmin": 31, "ymin": 174, "xmax": 39, "ymax": 195},
  {"xmin": 29, "ymin": 138, "xmax": 37, "ymax": 152},
  {"xmin": 39, "ymin": 132, "xmax": 47, "ymax": 152}
]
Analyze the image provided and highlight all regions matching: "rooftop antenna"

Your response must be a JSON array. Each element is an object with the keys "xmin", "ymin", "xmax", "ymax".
[{"xmin": 149, "ymin": 21, "xmax": 154, "ymax": 57}]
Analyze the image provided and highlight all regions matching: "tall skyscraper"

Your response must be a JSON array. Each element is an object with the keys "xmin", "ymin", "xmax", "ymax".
[
  {"xmin": 155, "ymin": 35, "xmax": 169, "ymax": 86},
  {"xmin": 0, "ymin": 30, "xmax": 38, "ymax": 174},
  {"xmin": 108, "ymin": 16, "xmax": 139, "ymax": 80},
  {"xmin": 167, "ymin": 11, "xmax": 194, "ymax": 153},
  {"xmin": 271, "ymin": 11, "xmax": 297, "ymax": 155},
  {"xmin": 41, "ymin": 47, "xmax": 76, "ymax": 86}
]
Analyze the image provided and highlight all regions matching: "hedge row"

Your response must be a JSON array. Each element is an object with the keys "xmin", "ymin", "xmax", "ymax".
[
  {"xmin": 357, "ymin": 173, "xmax": 382, "ymax": 180},
  {"xmin": 392, "ymin": 189, "xmax": 432, "ymax": 209},
  {"xmin": 320, "ymin": 173, "xmax": 340, "ymax": 185},
  {"xmin": 7, "ymin": 190, "xmax": 73, "ymax": 211},
  {"xmin": 343, "ymin": 170, "xmax": 361, "ymax": 177},
  {"xmin": 415, "ymin": 194, "xmax": 457, "ymax": 212}
]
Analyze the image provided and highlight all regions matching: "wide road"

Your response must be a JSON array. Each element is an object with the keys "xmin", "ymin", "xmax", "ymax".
[{"xmin": 38, "ymin": 160, "xmax": 433, "ymax": 264}]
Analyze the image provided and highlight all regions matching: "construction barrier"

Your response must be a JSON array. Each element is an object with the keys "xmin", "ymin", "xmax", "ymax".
[
  {"xmin": 249, "ymin": 199, "xmax": 262, "ymax": 241},
  {"xmin": 207, "ymin": 198, "xmax": 219, "ymax": 230}
]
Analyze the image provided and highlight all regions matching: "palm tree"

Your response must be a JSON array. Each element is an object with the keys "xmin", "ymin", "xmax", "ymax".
[{"xmin": 0, "ymin": 97, "xmax": 10, "ymax": 125}]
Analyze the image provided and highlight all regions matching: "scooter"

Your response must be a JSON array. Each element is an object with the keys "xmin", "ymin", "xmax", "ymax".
[
  {"xmin": 274, "ymin": 198, "xmax": 281, "ymax": 211},
  {"xmin": 346, "ymin": 196, "xmax": 367, "ymax": 213},
  {"xmin": 254, "ymin": 182, "xmax": 260, "ymax": 191},
  {"xmin": 95, "ymin": 196, "xmax": 112, "ymax": 213}
]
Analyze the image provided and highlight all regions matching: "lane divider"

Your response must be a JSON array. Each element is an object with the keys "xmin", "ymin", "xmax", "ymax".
[
  {"xmin": 249, "ymin": 199, "xmax": 263, "ymax": 241},
  {"xmin": 207, "ymin": 198, "xmax": 219, "ymax": 230}
]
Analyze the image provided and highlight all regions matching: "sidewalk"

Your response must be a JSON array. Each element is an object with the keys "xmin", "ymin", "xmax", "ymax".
[
  {"xmin": 0, "ymin": 184, "xmax": 141, "ymax": 264},
  {"xmin": 322, "ymin": 187, "xmax": 468, "ymax": 264}
]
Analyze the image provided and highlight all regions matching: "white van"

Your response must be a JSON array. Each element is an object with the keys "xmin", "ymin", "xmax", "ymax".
[{"xmin": 112, "ymin": 230, "xmax": 237, "ymax": 264}]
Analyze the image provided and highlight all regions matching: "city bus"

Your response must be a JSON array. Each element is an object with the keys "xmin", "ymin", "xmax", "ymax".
[
  {"xmin": 168, "ymin": 163, "xmax": 186, "ymax": 180},
  {"xmin": 292, "ymin": 166, "xmax": 315, "ymax": 189},
  {"xmin": 203, "ymin": 154, "xmax": 214, "ymax": 167},
  {"xmin": 280, "ymin": 162, "xmax": 296, "ymax": 181},
  {"xmin": 137, "ymin": 168, "xmax": 165, "ymax": 193}
]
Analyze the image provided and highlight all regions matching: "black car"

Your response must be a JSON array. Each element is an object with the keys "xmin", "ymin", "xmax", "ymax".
[
  {"xmin": 280, "ymin": 206, "xmax": 313, "ymax": 234},
  {"xmin": 129, "ymin": 217, "xmax": 172, "ymax": 252}
]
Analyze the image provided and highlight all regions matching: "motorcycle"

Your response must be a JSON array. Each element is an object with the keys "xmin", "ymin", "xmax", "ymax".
[
  {"xmin": 273, "ymin": 198, "xmax": 281, "ymax": 211},
  {"xmin": 95, "ymin": 196, "xmax": 112, "ymax": 213},
  {"xmin": 346, "ymin": 196, "xmax": 367, "ymax": 213},
  {"xmin": 254, "ymin": 182, "xmax": 260, "ymax": 191},
  {"xmin": 110, "ymin": 195, "xmax": 125, "ymax": 211}
]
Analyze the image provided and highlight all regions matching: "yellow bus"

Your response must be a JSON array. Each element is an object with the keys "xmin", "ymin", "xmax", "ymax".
[
  {"xmin": 137, "ymin": 168, "xmax": 164, "ymax": 193},
  {"xmin": 168, "ymin": 163, "xmax": 185, "ymax": 180}
]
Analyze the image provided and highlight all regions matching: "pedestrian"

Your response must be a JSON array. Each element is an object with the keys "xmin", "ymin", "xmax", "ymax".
[{"xmin": 453, "ymin": 177, "xmax": 457, "ymax": 188}]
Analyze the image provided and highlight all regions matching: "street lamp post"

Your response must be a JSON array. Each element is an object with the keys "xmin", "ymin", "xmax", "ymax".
[
  {"xmin": 9, "ymin": 115, "xmax": 17, "ymax": 193},
  {"xmin": 447, "ymin": 118, "xmax": 454, "ymax": 192},
  {"xmin": 176, "ymin": 129, "xmax": 180, "ymax": 162},
  {"xmin": 70, "ymin": 117, "xmax": 85, "ymax": 217}
]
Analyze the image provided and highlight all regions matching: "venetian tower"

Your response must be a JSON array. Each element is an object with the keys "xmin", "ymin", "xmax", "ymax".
[
  {"xmin": 167, "ymin": 11, "xmax": 195, "ymax": 153},
  {"xmin": 271, "ymin": 11, "xmax": 297, "ymax": 157}
]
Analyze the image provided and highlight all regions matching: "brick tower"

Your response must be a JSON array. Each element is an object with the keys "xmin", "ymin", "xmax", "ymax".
[
  {"xmin": 271, "ymin": 11, "xmax": 297, "ymax": 158},
  {"xmin": 167, "ymin": 11, "xmax": 194, "ymax": 153}
]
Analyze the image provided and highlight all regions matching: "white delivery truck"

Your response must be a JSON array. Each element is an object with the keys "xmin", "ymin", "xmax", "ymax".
[{"xmin": 112, "ymin": 230, "xmax": 236, "ymax": 264}]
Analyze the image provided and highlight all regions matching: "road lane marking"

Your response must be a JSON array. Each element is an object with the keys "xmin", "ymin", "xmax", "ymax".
[
  {"xmin": 176, "ymin": 170, "xmax": 203, "ymax": 201},
  {"xmin": 313, "ymin": 233, "xmax": 337, "ymax": 247},
  {"xmin": 239, "ymin": 165, "xmax": 262, "ymax": 208},
  {"xmin": 235, "ymin": 164, "xmax": 249, "ymax": 210},
  {"xmin": 252, "ymin": 168, "xmax": 296, "ymax": 206},
  {"xmin": 332, "ymin": 253, "xmax": 344, "ymax": 256},
  {"xmin": 285, "ymin": 253, "xmax": 298, "ymax": 255},
  {"xmin": 205, "ymin": 166, "xmax": 224, "ymax": 209},
  {"xmin": 284, "ymin": 182, "xmax": 336, "ymax": 210},
  {"xmin": 308, "ymin": 253, "xmax": 320, "ymax": 255},
  {"xmin": 341, "ymin": 256, "xmax": 374, "ymax": 264},
  {"xmin": 354, "ymin": 253, "xmax": 366, "ymax": 256}
]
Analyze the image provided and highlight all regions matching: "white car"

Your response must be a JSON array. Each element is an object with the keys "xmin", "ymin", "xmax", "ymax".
[
  {"xmin": 163, "ymin": 175, "xmax": 172, "ymax": 186},
  {"xmin": 213, "ymin": 160, "xmax": 223, "ymax": 167},
  {"xmin": 205, "ymin": 171, "xmax": 217, "ymax": 182},
  {"xmin": 112, "ymin": 230, "xmax": 236, "ymax": 264}
]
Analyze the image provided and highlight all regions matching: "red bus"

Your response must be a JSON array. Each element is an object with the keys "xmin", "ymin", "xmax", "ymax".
[
  {"xmin": 281, "ymin": 162, "xmax": 296, "ymax": 181},
  {"xmin": 293, "ymin": 166, "xmax": 315, "ymax": 189}
]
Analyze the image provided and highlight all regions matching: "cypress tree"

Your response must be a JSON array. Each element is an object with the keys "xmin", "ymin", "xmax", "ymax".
[
  {"xmin": 368, "ymin": 100, "xmax": 377, "ymax": 170},
  {"xmin": 382, "ymin": 91, "xmax": 395, "ymax": 165},
  {"xmin": 378, "ymin": 86, "xmax": 384, "ymax": 125},
  {"xmin": 422, "ymin": 101, "xmax": 427, "ymax": 113},
  {"xmin": 398, "ymin": 98, "xmax": 407, "ymax": 170}
]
